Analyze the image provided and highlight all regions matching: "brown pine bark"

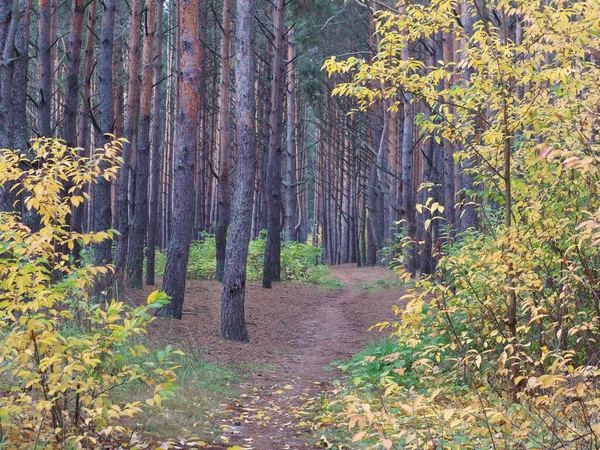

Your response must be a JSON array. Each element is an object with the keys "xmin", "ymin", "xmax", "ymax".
[
  {"xmin": 215, "ymin": 0, "xmax": 232, "ymax": 281},
  {"xmin": 62, "ymin": 0, "xmax": 85, "ymax": 147},
  {"xmin": 127, "ymin": 0, "xmax": 156, "ymax": 288},
  {"xmin": 37, "ymin": 0, "xmax": 52, "ymax": 137},
  {"xmin": 0, "ymin": 0, "xmax": 17, "ymax": 151},
  {"xmin": 11, "ymin": 0, "xmax": 32, "ymax": 154},
  {"xmin": 72, "ymin": 0, "xmax": 97, "ymax": 239},
  {"xmin": 146, "ymin": 0, "xmax": 164, "ymax": 286},
  {"xmin": 220, "ymin": 0, "xmax": 257, "ymax": 342},
  {"xmin": 156, "ymin": 0, "xmax": 200, "ymax": 319},
  {"xmin": 284, "ymin": 35, "xmax": 297, "ymax": 242},
  {"xmin": 114, "ymin": 0, "xmax": 142, "ymax": 286},
  {"xmin": 0, "ymin": 0, "xmax": 18, "ymax": 212},
  {"xmin": 93, "ymin": 0, "xmax": 116, "ymax": 267},
  {"xmin": 262, "ymin": 0, "xmax": 285, "ymax": 288}
]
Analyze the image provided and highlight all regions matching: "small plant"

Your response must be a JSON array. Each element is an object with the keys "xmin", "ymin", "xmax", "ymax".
[{"xmin": 0, "ymin": 138, "xmax": 179, "ymax": 448}]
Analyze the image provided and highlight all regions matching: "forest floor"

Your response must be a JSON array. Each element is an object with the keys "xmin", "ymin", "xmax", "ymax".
[{"xmin": 129, "ymin": 264, "xmax": 401, "ymax": 449}]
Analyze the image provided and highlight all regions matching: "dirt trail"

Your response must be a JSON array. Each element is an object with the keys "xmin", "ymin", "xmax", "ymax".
[{"xmin": 141, "ymin": 264, "xmax": 400, "ymax": 449}]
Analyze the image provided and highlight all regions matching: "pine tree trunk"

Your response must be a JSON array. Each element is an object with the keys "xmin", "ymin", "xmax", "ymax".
[
  {"xmin": 284, "ymin": 36, "xmax": 297, "ymax": 242},
  {"xmin": 0, "ymin": 0, "xmax": 18, "ymax": 211},
  {"xmin": 127, "ymin": 0, "xmax": 156, "ymax": 288},
  {"xmin": 115, "ymin": 0, "xmax": 142, "ymax": 286},
  {"xmin": 93, "ymin": 0, "xmax": 116, "ymax": 268},
  {"xmin": 262, "ymin": 0, "xmax": 285, "ymax": 288},
  {"xmin": 63, "ymin": 0, "xmax": 84, "ymax": 147},
  {"xmin": 221, "ymin": 0, "xmax": 257, "ymax": 342},
  {"xmin": 146, "ymin": 0, "xmax": 164, "ymax": 286},
  {"xmin": 12, "ymin": 0, "xmax": 32, "ymax": 153},
  {"xmin": 73, "ymin": 0, "xmax": 96, "ymax": 239},
  {"xmin": 215, "ymin": 0, "xmax": 232, "ymax": 281},
  {"xmin": 156, "ymin": 0, "xmax": 200, "ymax": 319},
  {"xmin": 37, "ymin": 0, "xmax": 52, "ymax": 137}
]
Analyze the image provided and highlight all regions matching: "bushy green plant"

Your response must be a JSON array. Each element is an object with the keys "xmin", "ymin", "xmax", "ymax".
[
  {"xmin": 154, "ymin": 232, "xmax": 337, "ymax": 286},
  {"xmin": 0, "ymin": 138, "xmax": 179, "ymax": 448}
]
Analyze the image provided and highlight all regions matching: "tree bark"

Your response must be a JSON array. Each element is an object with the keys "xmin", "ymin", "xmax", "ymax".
[
  {"xmin": 93, "ymin": 0, "xmax": 116, "ymax": 268},
  {"xmin": 12, "ymin": 0, "xmax": 32, "ymax": 153},
  {"xmin": 401, "ymin": 98, "xmax": 417, "ymax": 274},
  {"xmin": 115, "ymin": 0, "xmax": 142, "ymax": 286},
  {"xmin": 284, "ymin": 35, "xmax": 297, "ymax": 242},
  {"xmin": 221, "ymin": 0, "xmax": 257, "ymax": 342},
  {"xmin": 262, "ymin": 0, "xmax": 285, "ymax": 288},
  {"xmin": 146, "ymin": 0, "xmax": 165, "ymax": 286},
  {"xmin": 37, "ymin": 0, "xmax": 52, "ymax": 138},
  {"xmin": 215, "ymin": 0, "xmax": 232, "ymax": 281},
  {"xmin": 127, "ymin": 0, "xmax": 156, "ymax": 288},
  {"xmin": 156, "ymin": 0, "xmax": 200, "ymax": 319},
  {"xmin": 72, "ymin": 0, "xmax": 96, "ymax": 240},
  {"xmin": 63, "ymin": 0, "xmax": 85, "ymax": 147}
]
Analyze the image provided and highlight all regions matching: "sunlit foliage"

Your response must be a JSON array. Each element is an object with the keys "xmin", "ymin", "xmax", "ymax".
[
  {"xmin": 0, "ymin": 138, "xmax": 179, "ymax": 448},
  {"xmin": 323, "ymin": 0, "xmax": 600, "ymax": 447}
]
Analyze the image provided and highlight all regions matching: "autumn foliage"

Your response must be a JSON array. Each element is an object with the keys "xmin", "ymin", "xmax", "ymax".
[
  {"xmin": 323, "ymin": 0, "xmax": 600, "ymax": 447},
  {"xmin": 0, "ymin": 138, "xmax": 179, "ymax": 448}
]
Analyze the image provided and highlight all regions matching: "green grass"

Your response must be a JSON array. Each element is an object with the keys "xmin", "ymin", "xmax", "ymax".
[
  {"xmin": 353, "ymin": 278, "xmax": 399, "ymax": 294},
  {"xmin": 114, "ymin": 338, "xmax": 238, "ymax": 441}
]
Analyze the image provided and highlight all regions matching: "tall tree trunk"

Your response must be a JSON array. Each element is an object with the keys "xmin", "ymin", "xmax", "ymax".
[
  {"xmin": 63, "ymin": 0, "xmax": 84, "ymax": 147},
  {"xmin": 215, "ymin": 0, "xmax": 232, "ymax": 281},
  {"xmin": 193, "ymin": 0, "xmax": 208, "ymax": 240},
  {"xmin": 37, "ymin": 0, "xmax": 52, "ymax": 137},
  {"xmin": 127, "ymin": 0, "xmax": 156, "ymax": 288},
  {"xmin": 146, "ymin": 0, "xmax": 164, "ymax": 286},
  {"xmin": 262, "ymin": 0, "xmax": 285, "ymax": 288},
  {"xmin": 221, "ymin": 0, "xmax": 257, "ymax": 342},
  {"xmin": 0, "ymin": 0, "xmax": 18, "ymax": 211},
  {"xmin": 12, "ymin": 0, "xmax": 32, "ymax": 153},
  {"xmin": 258, "ymin": 38, "xmax": 273, "ymax": 234},
  {"xmin": 93, "ymin": 0, "xmax": 116, "ymax": 268},
  {"xmin": 114, "ymin": 0, "xmax": 142, "ymax": 286},
  {"xmin": 284, "ymin": 35, "xmax": 297, "ymax": 242},
  {"xmin": 156, "ymin": 0, "xmax": 199, "ymax": 319},
  {"xmin": 73, "ymin": 0, "xmax": 97, "ymax": 239},
  {"xmin": 401, "ymin": 98, "xmax": 417, "ymax": 274}
]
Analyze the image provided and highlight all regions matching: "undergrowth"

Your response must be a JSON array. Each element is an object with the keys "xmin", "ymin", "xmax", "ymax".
[{"xmin": 154, "ymin": 233, "xmax": 340, "ymax": 287}]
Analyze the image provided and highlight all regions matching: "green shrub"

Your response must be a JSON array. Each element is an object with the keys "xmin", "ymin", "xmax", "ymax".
[{"xmin": 154, "ymin": 232, "xmax": 338, "ymax": 286}]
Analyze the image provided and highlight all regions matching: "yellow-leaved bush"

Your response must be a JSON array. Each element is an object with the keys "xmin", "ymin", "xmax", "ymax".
[
  {"xmin": 0, "ymin": 138, "xmax": 179, "ymax": 448},
  {"xmin": 322, "ymin": 0, "xmax": 600, "ymax": 448}
]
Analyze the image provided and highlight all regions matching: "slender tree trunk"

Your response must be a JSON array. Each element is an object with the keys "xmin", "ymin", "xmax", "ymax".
[
  {"xmin": 221, "ymin": 0, "xmax": 257, "ymax": 342},
  {"xmin": 127, "ymin": 0, "xmax": 156, "ymax": 288},
  {"xmin": 63, "ymin": 0, "xmax": 84, "ymax": 147},
  {"xmin": 146, "ymin": 0, "xmax": 164, "ymax": 286},
  {"xmin": 215, "ymin": 0, "xmax": 232, "ymax": 281},
  {"xmin": 262, "ymin": 0, "xmax": 285, "ymax": 288},
  {"xmin": 258, "ymin": 38, "xmax": 273, "ymax": 233},
  {"xmin": 37, "ymin": 0, "xmax": 52, "ymax": 137},
  {"xmin": 0, "ymin": 0, "xmax": 18, "ymax": 211},
  {"xmin": 401, "ymin": 98, "xmax": 417, "ymax": 274},
  {"xmin": 284, "ymin": 35, "xmax": 297, "ymax": 242},
  {"xmin": 114, "ymin": 0, "xmax": 142, "ymax": 286},
  {"xmin": 12, "ymin": 0, "xmax": 32, "ymax": 153},
  {"xmin": 73, "ymin": 0, "xmax": 96, "ymax": 239},
  {"xmin": 156, "ymin": 0, "xmax": 200, "ymax": 319},
  {"xmin": 93, "ymin": 0, "xmax": 116, "ymax": 268}
]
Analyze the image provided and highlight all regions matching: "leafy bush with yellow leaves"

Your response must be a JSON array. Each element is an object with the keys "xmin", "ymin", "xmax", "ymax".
[
  {"xmin": 322, "ymin": 0, "xmax": 600, "ymax": 447},
  {"xmin": 0, "ymin": 138, "xmax": 179, "ymax": 448}
]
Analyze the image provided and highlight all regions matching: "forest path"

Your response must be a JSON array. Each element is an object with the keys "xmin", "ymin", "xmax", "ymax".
[
  {"xmin": 142, "ymin": 264, "xmax": 400, "ymax": 449},
  {"xmin": 212, "ymin": 264, "xmax": 400, "ymax": 449}
]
